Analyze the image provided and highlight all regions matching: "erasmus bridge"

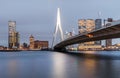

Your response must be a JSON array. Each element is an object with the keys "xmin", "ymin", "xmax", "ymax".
[{"xmin": 52, "ymin": 8, "xmax": 120, "ymax": 52}]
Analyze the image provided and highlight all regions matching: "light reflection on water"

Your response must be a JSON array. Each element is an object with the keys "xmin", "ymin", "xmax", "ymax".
[{"xmin": 0, "ymin": 51, "xmax": 120, "ymax": 78}]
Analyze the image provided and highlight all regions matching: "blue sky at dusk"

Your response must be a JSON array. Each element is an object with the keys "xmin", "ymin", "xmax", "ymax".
[{"xmin": 0, "ymin": 0, "xmax": 120, "ymax": 46}]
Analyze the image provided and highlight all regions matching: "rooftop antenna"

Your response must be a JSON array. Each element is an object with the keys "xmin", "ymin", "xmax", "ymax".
[
  {"xmin": 98, "ymin": 11, "xmax": 101, "ymax": 18},
  {"xmin": 72, "ymin": 27, "xmax": 75, "ymax": 36}
]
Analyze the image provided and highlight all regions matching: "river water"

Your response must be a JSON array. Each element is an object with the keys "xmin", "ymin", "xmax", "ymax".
[{"xmin": 0, "ymin": 51, "xmax": 120, "ymax": 78}]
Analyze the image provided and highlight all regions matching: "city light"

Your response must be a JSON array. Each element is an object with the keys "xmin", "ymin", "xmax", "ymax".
[{"xmin": 86, "ymin": 34, "xmax": 93, "ymax": 38}]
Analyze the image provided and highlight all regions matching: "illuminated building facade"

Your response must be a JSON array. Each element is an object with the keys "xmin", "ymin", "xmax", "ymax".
[
  {"xmin": 78, "ymin": 19, "xmax": 95, "ymax": 34},
  {"xmin": 78, "ymin": 19, "xmax": 102, "ymax": 50},
  {"xmin": 78, "ymin": 19, "xmax": 95, "ymax": 45},
  {"xmin": 29, "ymin": 35, "xmax": 35, "ymax": 49},
  {"xmin": 34, "ymin": 40, "xmax": 48, "ymax": 49},
  {"xmin": 8, "ymin": 21, "xmax": 20, "ymax": 49},
  {"xmin": 29, "ymin": 35, "xmax": 49, "ymax": 50}
]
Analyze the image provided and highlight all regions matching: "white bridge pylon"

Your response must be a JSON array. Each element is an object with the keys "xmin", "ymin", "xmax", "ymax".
[{"xmin": 52, "ymin": 8, "xmax": 64, "ymax": 48}]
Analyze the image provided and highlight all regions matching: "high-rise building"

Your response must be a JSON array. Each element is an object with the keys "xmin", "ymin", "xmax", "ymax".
[
  {"xmin": 78, "ymin": 19, "xmax": 95, "ymax": 34},
  {"xmin": 78, "ymin": 19, "xmax": 95, "ymax": 45},
  {"xmin": 95, "ymin": 19, "xmax": 102, "ymax": 45},
  {"xmin": 105, "ymin": 18, "xmax": 113, "ymax": 47},
  {"xmin": 95, "ymin": 19, "xmax": 102, "ymax": 30},
  {"xmin": 8, "ymin": 21, "xmax": 20, "ymax": 49},
  {"xmin": 78, "ymin": 19, "xmax": 102, "ymax": 50}
]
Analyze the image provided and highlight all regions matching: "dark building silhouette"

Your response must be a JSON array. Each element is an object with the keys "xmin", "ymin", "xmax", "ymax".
[
  {"xmin": 105, "ymin": 18, "xmax": 113, "ymax": 47},
  {"xmin": 95, "ymin": 19, "xmax": 102, "ymax": 45}
]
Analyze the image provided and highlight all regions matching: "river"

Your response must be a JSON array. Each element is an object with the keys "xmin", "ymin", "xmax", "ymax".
[{"xmin": 0, "ymin": 51, "xmax": 120, "ymax": 78}]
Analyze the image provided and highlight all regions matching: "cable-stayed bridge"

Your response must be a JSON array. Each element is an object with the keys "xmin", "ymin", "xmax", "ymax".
[
  {"xmin": 52, "ymin": 8, "xmax": 64, "ymax": 49},
  {"xmin": 52, "ymin": 8, "xmax": 120, "ymax": 52},
  {"xmin": 54, "ymin": 20, "xmax": 120, "ymax": 51}
]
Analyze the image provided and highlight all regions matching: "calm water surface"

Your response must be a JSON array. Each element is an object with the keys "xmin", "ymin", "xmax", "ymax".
[{"xmin": 0, "ymin": 51, "xmax": 120, "ymax": 78}]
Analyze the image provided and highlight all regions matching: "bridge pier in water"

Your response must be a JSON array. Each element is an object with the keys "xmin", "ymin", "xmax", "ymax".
[{"xmin": 54, "ymin": 47, "xmax": 67, "ymax": 52}]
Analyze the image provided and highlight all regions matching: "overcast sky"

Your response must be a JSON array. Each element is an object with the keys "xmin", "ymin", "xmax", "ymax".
[{"xmin": 0, "ymin": 0, "xmax": 120, "ymax": 47}]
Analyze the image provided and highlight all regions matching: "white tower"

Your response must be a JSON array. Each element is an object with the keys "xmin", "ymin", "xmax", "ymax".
[{"xmin": 52, "ymin": 8, "xmax": 64, "ymax": 48}]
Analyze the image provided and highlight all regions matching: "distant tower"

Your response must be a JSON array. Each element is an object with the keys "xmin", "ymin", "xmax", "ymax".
[
  {"xmin": 98, "ymin": 11, "xmax": 101, "ymax": 18},
  {"xmin": 95, "ymin": 19, "xmax": 102, "ymax": 45},
  {"xmin": 52, "ymin": 8, "xmax": 64, "ymax": 48},
  {"xmin": 8, "ymin": 21, "xmax": 20, "ymax": 49},
  {"xmin": 105, "ymin": 18, "xmax": 113, "ymax": 47},
  {"xmin": 29, "ymin": 35, "xmax": 34, "ymax": 50}
]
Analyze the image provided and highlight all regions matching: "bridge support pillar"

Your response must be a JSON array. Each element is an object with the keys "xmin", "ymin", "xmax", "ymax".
[{"xmin": 54, "ymin": 47, "xmax": 67, "ymax": 52}]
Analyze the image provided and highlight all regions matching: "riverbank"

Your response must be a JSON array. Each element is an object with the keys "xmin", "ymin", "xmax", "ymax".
[{"xmin": 63, "ymin": 51, "xmax": 120, "ymax": 59}]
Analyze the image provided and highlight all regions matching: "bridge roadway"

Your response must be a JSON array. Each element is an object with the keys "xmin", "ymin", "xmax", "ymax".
[{"xmin": 54, "ymin": 20, "xmax": 120, "ymax": 51}]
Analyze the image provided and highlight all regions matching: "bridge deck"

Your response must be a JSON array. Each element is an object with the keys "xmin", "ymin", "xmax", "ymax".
[{"xmin": 54, "ymin": 20, "xmax": 120, "ymax": 51}]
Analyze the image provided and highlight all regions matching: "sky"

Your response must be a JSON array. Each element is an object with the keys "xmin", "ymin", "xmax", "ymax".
[{"xmin": 0, "ymin": 0, "xmax": 120, "ymax": 47}]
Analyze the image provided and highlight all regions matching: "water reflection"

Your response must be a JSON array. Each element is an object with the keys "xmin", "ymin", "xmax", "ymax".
[
  {"xmin": 0, "ymin": 51, "xmax": 119, "ymax": 78},
  {"xmin": 52, "ymin": 53, "xmax": 67, "ymax": 78},
  {"xmin": 81, "ymin": 59, "xmax": 97, "ymax": 78},
  {"xmin": 8, "ymin": 59, "xmax": 18, "ymax": 78}
]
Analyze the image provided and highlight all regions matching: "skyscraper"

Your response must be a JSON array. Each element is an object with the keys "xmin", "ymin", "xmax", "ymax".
[
  {"xmin": 95, "ymin": 19, "xmax": 102, "ymax": 30},
  {"xmin": 105, "ymin": 18, "xmax": 113, "ymax": 47},
  {"xmin": 78, "ymin": 19, "xmax": 95, "ymax": 34},
  {"xmin": 95, "ymin": 19, "xmax": 102, "ymax": 45},
  {"xmin": 8, "ymin": 21, "xmax": 20, "ymax": 49},
  {"xmin": 78, "ymin": 19, "xmax": 95, "ymax": 45},
  {"xmin": 78, "ymin": 19, "xmax": 102, "ymax": 50}
]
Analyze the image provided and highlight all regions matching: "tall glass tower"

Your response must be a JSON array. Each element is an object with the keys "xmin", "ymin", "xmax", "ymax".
[{"xmin": 8, "ymin": 21, "xmax": 20, "ymax": 49}]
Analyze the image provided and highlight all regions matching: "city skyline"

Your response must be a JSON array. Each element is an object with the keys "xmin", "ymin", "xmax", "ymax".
[{"xmin": 0, "ymin": 0, "xmax": 120, "ymax": 46}]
